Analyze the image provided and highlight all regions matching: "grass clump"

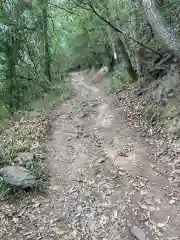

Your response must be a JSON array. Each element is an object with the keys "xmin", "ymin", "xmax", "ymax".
[
  {"xmin": 142, "ymin": 105, "xmax": 157, "ymax": 122},
  {"xmin": 0, "ymin": 104, "xmax": 10, "ymax": 121},
  {"xmin": 160, "ymin": 105, "xmax": 179, "ymax": 120},
  {"xmin": 167, "ymin": 119, "xmax": 180, "ymax": 139}
]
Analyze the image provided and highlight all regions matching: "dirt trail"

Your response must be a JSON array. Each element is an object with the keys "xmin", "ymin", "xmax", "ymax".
[{"xmin": 1, "ymin": 72, "xmax": 180, "ymax": 240}]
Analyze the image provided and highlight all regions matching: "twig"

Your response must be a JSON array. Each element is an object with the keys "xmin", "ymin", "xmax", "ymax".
[{"xmin": 136, "ymin": 82, "xmax": 159, "ymax": 95}]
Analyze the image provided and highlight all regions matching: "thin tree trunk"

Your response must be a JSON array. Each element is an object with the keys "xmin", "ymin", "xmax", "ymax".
[
  {"xmin": 112, "ymin": 42, "xmax": 118, "ymax": 64},
  {"xmin": 128, "ymin": 0, "xmax": 142, "ymax": 77},
  {"xmin": 105, "ymin": 42, "xmax": 116, "ymax": 71},
  {"xmin": 117, "ymin": 37, "xmax": 138, "ymax": 82},
  {"xmin": 6, "ymin": 40, "xmax": 16, "ymax": 111},
  {"xmin": 142, "ymin": 0, "xmax": 180, "ymax": 58},
  {"xmin": 42, "ymin": 0, "xmax": 51, "ymax": 82}
]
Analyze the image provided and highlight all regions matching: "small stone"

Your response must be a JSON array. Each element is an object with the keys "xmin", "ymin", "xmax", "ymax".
[
  {"xmin": 175, "ymin": 169, "xmax": 180, "ymax": 174},
  {"xmin": 169, "ymin": 199, "xmax": 176, "ymax": 205},
  {"xmin": 155, "ymin": 198, "xmax": 162, "ymax": 204},
  {"xmin": 140, "ymin": 190, "xmax": 147, "ymax": 196},
  {"xmin": 140, "ymin": 181, "xmax": 145, "ymax": 187},
  {"xmin": 80, "ymin": 112, "xmax": 87, "ymax": 118},
  {"xmin": 12, "ymin": 217, "xmax": 19, "ymax": 223},
  {"xmin": 168, "ymin": 176, "xmax": 174, "ymax": 182},
  {"xmin": 98, "ymin": 158, "xmax": 105, "ymax": 163},
  {"xmin": 130, "ymin": 226, "xmax": 151, "ymax": 240},
  {"xmin": 32, "ymin": 202, "xmax": 41, "ymax": 208},
  {"xmin": 113, "ymin": 210, "xmax": 118, "ymax": 219},
  {"xmin": 52, "ymin": 227, "xmax": 68, "ymax": 236},
  {"xmin": 149, "ymin": 206, "xmax": 157, "ymax": 212},
  {"xmin": 106, "ymin": 189, "xmax": 112, "ymax": 196},
  {"xmin": 100, "ymin": 215, "xmax": 109, "ymax": 225},
  {"xmin": 139, "ymin": 204, "xmax": 148, "ymax": 210},
  {"xmin": 156, "ymin": 222, "xmax": 166, "ymax": 228}
]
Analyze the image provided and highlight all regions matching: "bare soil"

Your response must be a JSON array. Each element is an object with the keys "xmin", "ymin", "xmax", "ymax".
[{"xmin": 1, "ymin": 71, "xmax": 180, "ymax": 240}]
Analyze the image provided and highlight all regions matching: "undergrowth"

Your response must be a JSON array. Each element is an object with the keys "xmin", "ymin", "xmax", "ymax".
[
  {"xmin": 29, "ymin": 79, "xmax": 72, "ymax": 115},
  {"xmin": 0, "ymin": 115, "xmax": 50, "ymax": 200},
  {"xmin": 104, "ymin": 68, "xmax": 129, "ymax": 94},
  {"xmin": 0, "ymin": 78, "xmax": 72, "ymax": 200}
]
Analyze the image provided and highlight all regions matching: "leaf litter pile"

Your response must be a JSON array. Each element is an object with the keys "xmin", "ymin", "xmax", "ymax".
[
  {"xmin": 0, "ymin": 114, "xmax": 51, "ymax": 199},
  {"xmin": 116, "ymin": 85, "xmax": 180, "ymax": 199}
]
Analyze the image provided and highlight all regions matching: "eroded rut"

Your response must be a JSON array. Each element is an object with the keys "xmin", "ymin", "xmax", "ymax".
[{"xmin": 1, "ymin": 72, "xmax": 180, "ymax": 240}]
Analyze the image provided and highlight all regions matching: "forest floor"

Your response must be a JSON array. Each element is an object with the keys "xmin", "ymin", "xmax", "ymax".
[{"xmin": 1, "ymin": 71, "xmax": 180, "ymax": 240}]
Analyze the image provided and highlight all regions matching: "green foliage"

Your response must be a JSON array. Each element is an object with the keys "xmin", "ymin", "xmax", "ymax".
[
  {"xmin": 161, "ymin": 0, "xmax": 180, "ymax": 38},
  {"xmin": 168, "ymin": 121, "xmax": 180, "ymax": 139},
  {"xmin": 0, "ymin": 180, "xmax": 12, "ymax": 200},
  {"xmin": 0, "ymin": 104, "xmax": 10, "ymax": 120},
  {"xmin": 160, "ymin": 105, "xmax": 179, "ymax": 120},
  {"xmin": 0, "ymin": 0, "xmax": 71, "ymax": 116},
  {"xmin": 142, "ymin": 105, "xmax": 157, "ymax": 122},
  {"xmin": 105, "ymin": 68, "xmax": 129, "ymax": 94},
  {"xmin": 29, "ymin": 80, "xmax": 72, "ymax": 114},
  {"xmin": 55, "ymin": 4, "xmax": 116, "ymax": 70}
]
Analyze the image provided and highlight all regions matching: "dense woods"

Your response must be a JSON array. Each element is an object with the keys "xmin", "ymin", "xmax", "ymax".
[
  {"xmin": 0, "ymin": 0, "xmax": 68, "ymax": 117},
  {"xmin": 0, "ymin": 0, "xmax": 179, "ymax": 117}
]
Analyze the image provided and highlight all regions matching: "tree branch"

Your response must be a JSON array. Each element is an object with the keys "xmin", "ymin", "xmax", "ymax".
[
  {"xmin": 90, "ymin": 3, "xmax": 161, "ymax": 55},
  {"xmin": 73, "ymin": 0, "xmax": 162, "ymax": 56},
  {"xmin": 49, "ymin": 3, "xmax": 79, "ymax": 15}
]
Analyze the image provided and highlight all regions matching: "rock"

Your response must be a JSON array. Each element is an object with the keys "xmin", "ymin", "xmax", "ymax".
[
  {"xmin": 14, "ymin": 152, "xmax": 35, "ymax": 167},
  {"xmin": 79, "ymin": 111, "xmax": 87, "ymax": 118},
  {"xmin": 156, "ymin": 222, "xmax": 166, "ymax": 228},
  {"xmin": 52, "ymin": 222, "xmax": 69, "ymax": 236},
  {"xmin": 130, "ymin": 226, "xmax": 151, "ymax": 240},
  {"xmin": 0, "ymin": 166, "xmax": 36, "ymax": 188},
  {"xmin": 169, "ymin": 199, "xmax": 176, "ymax": 205},
  {"xmin": 97, "ymin": 158, "xmax": 105, "ymax": 164}
]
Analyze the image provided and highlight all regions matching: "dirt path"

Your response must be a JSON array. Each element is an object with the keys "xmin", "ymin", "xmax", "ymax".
[{"xmin": 1, "ymin": 72, "xmax": 180, "ymax": 240}]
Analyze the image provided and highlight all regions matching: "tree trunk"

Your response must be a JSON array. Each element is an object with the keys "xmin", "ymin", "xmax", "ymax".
[
  {"xmin": 4, "ymin": 1, "xmax": 24, "ymax": 112},
  {"xmin": 105, "ymin": 28, "xmax": 117, "ymax": 71},
  {"xmin": 42, "ymin": 0, "xmax": 51, "ymax": 82},
  {"xmin": 117, "ymin": 37, "xmax": 138, "ymax": 82},
  {"xmin": 105, "ymin": 43, "xmax": 116, "ymax": 71},
  {"xmin": 142, "ymin": 0, "xmax": 180, "ymax": 58},
  {"xmin": 128, "ymin": 0, "xmax": 142, "ymax": 78}
]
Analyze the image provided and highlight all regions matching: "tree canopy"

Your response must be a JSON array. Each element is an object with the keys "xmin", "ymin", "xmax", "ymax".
[{"xmin": 0, "ymin": 0, "xmax": 180, "ymax": 116}]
